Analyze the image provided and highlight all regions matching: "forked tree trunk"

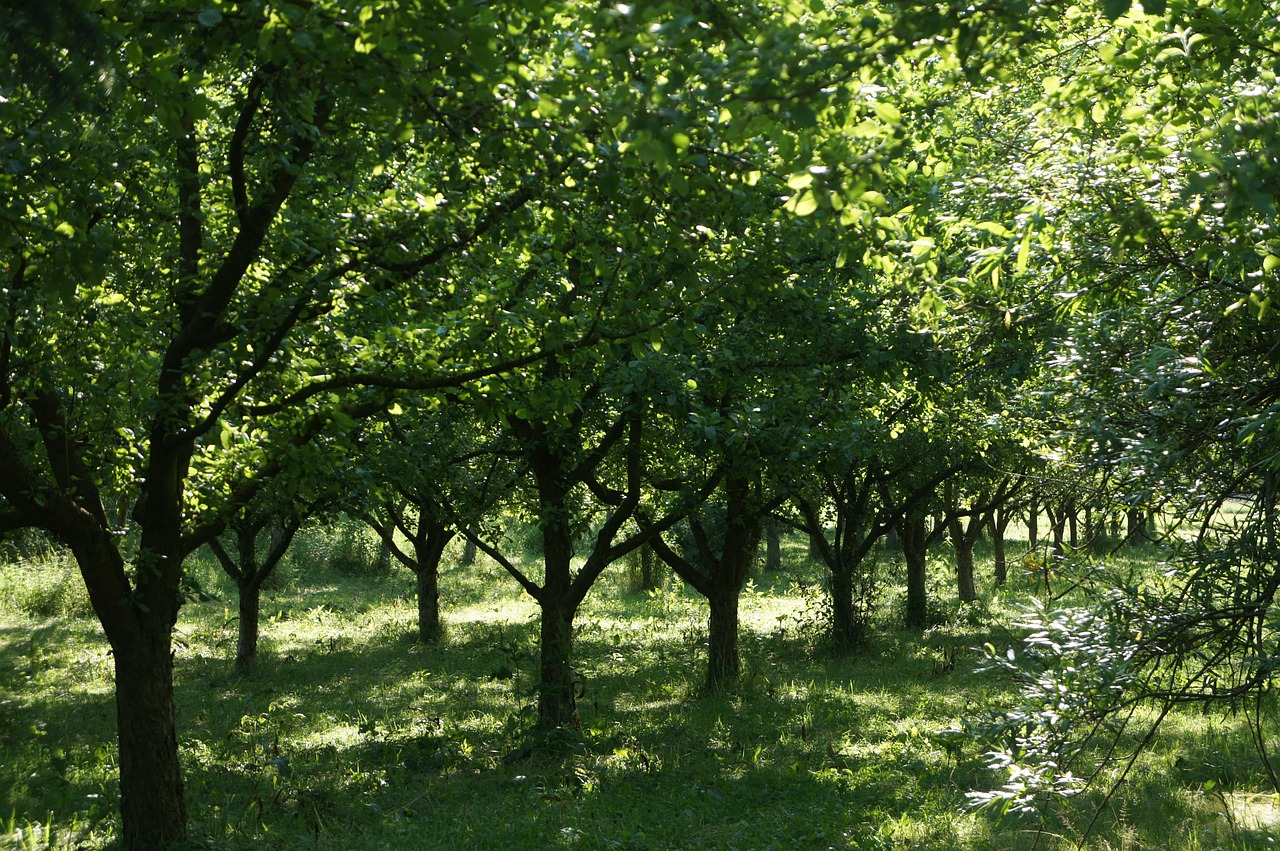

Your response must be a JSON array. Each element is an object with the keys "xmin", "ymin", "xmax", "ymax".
[
  {"xmin": 1049, "ymin": 507, "xmax": 1066, "ymax": 556},
  {"xmin": 945, "ymin": 507, "xmax": 980, "ymax": 604}
]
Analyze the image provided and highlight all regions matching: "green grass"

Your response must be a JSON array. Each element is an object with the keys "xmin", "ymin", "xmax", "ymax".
[{"xmin": 1, "ymin": 533, "xmax": 1276, "ymax": 849}]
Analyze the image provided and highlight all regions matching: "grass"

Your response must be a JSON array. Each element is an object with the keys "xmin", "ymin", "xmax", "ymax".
[{"xmin": 0, "ymin": 530, "xmax": 1277, "ymax": 849}]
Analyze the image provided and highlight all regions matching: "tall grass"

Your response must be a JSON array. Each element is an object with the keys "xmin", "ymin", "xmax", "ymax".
[{"xmin": 0, "ymin": 527, "xmax": 1275, "ymax": 849}]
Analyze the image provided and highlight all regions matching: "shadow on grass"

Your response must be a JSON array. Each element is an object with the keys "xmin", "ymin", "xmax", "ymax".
[{"xmin": 1, "ymin": 572, "xmax": 1274, "ymax": 850}]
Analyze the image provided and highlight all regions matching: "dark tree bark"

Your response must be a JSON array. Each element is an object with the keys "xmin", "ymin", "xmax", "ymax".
[
  {"xmin": 707, "ymin": 585, "xmax": 741, "ymax": 687},
  {"xmin": 1126, "ymin": 506, "xmax": 1149, "ymax": 543},
  {"xmin": 952, "ymin": 527, "xmax": 977, "ymax": 602},
  {"xmin": 465, "ymin": 404, "xmax": 675, "ymax": 731},
  {"xmin": 114, "ymin": 632, "xmax": 187, "ymax": 847},
  {"xmin": 902, "ymin": 513, "xmax": 930, "ymax": 629},
  {"xmin": 363, "ymin": 501, "xmax": 453, "ymax": 643},
  {"xmin": 209, "ymin": 516, "xmax": 301, "ymax": 671},
  {"xmin": 647, "ymin": 469, "xmax": 762, "ymax": 691},
  {"xmin": 943, "ymin": 477, "xmax": 1021, "ymax": 604},
  {"xmin": 633, "ymin": 543, "xmax": 664, "ymax": 591},
  {"xmin": 990, "ymin": 506, "xmax": 1012, "ymax": 586},
  {"xmin": 764, "ymin": 516, "xmax": 782, "ymax": 571},
  {"xmin": 1027, "ymin": 497, "xmax": 1040, "ymax": 550},
  {"xmin": 236, "ymin": 581, "xmax": 261, "ymax": 669}
]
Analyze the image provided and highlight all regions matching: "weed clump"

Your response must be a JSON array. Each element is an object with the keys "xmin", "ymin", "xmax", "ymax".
[{"xmin": 0, "ymin": 550, "xmax": 93, "ymax": 618}]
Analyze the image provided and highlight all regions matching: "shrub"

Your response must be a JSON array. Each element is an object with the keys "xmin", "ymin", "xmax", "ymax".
[{"xmin": 292, "ymin": 518, "xmax": 388, "ymax": 577}]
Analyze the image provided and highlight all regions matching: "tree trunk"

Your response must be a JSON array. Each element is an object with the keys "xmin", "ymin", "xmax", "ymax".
[
  {"xmin": 114, "ymin": 633, "xmax": 187, "ymax": 848},
  {"xmin": 235, "ymin": 580, "xmax": 261, "ymax": 671},
  {"xmin": 955, "ymin": 536, "xmax": 977, "ymax": 602},
  {"xmin": 991, "ymin": 509, "xmax": 1009, "ymax": 587},
  {"xmin": 637, "ymin": 544, "xmax": 663, "ymax": 591},
  {"xmin": 459, "ymin": 536, "xmax": 477, "ymax": 567},
  {"xmin": 1126, "ymin": 506, "xmax": 1147, "ymax": 543},
  {"xmin": 1067, "ymin": 504, "xmax": 1079, "ymax": 549},
  {"xmin": 902, "ymin": 516, "xmax": 928, "ymax": 629},
  {"xmin": 706, "ymin": 587, "xmax": 740, "ymax": 691},
  {"xmin": 1027, "ymin": 498, "xmax": 1039, "ymax": 550},
  {"xmin": 1049, "ymin": 507, "xmax": 1066, "ymax": 557},
  {"xmin": 416, "ymin": 566, "xmax": 440, "ymax": 643},
  {"xmin": 829, "ymin": 565, "xmax": 858, "ymax": 647},
  {"xmin": 764, "ymin": 517, "xmax": 782, "ymax": 571},
  {"xmin": 537, "ymin": 603, "xmax": 578, "ymax": 729}
]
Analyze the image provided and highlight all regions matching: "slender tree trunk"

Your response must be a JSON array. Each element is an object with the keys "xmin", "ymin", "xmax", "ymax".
[
  {"xmin": 533, "ymin": 452, "xmax": 580, "ymax": 729},
  {"xmin": 1050, "ymin": 507, "xmax": 1066, "ymax": 557},
  {"xmin": 411, "ymin": 529, "xmax": 450, "ymax": 643},
  {"xmin": 902, "ymin": 516, "xmax": 928, "ymax": 629},
  {"xmin": 1027, "ymin": 498, "xmax": 1039, "ymax": 550},
  {"xmin": 991, "ymin": 510, "xmax": 1009, "ymax": 587},
  {"xmin": 764, "ymin": 517, "xmax": 782, "ymax": 571},
  {"xmin": 1126, "ymin": 506, "xmax": 1147, "ymax": 543},
  {"xmin": 114, "ymin": 632, "xmax": 187, "ymax": 848},
  {"xmin": 459, "ymin": 536, "xmax": 477, "ymax": 567},
  {"xmin": 954, "ymin": 538, "xmax": 977, "ymax": 602},
  {"xmin": 706, "ymin": 586, "xmax": 740, "ymax": 691},
  {"xmin": 1067, "ymin": 504, "xmax": 1079, "ymax": 549},
  {"xmin": 637, "ymin": 544, "xmax": 663, "ymax": 591},
  {"xmin": 236, "ymin": 580, "xmax": 261, "ymax": 671}
]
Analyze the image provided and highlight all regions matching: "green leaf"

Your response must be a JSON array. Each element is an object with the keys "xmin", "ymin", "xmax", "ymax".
[
  {"xmin": 54, "ymin": 222, "xmax": 75, "ymax": 237},
  {"xmin": 1101, "ymin": 0, "xmax": 1132, "ymax": 20},
  {"xmin": 197, "ymin": 8, "xmax": 223, "ymax": 27},
  {"xmin": 786, "ymin": 189, "xmax": 819, "ymax": 217}
]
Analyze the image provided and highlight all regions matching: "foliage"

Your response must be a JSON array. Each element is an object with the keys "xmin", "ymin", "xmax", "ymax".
[
  {"xmin": 291, "ymin": 517, "xmax": 387, "ymax": 578},
  {"xmin": 0, "ymin": 549, "xmax": 92, "ymax": 620}
]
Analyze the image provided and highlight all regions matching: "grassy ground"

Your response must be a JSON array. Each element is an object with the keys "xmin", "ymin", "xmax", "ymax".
[{"xmin": 0, "ymin": 532, "xmax": 1276, "ymax": 849}]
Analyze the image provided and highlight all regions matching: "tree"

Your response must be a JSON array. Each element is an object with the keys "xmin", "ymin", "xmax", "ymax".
[
  {"xmin": 207, "ymin": 504, "xmax": 304, "ymax": 672},
  {"xmin": 357, "ymin": 405, "xmax": 510, "ymax": 643},
  {"xmin": 0, "ymin": 1, "xmax": 583, "ymax": 842},
  {"xmin": 942, "ymin": 473, "xmax": 1023, "ymax": 603},
  {"xmin": 951, "ymin": 0, "xmax": 1280, "ymax": 825}
]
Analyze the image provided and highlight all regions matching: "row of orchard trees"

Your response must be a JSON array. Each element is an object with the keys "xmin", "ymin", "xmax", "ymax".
[{"xmin": 3, "ymin": 0, "xmax": 1279, "ymax": 845}]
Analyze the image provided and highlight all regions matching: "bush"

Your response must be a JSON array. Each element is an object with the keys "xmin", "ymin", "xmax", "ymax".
[{"xmin": 292, "ymin": 518, "xmax": 388, "ymax": 577}]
